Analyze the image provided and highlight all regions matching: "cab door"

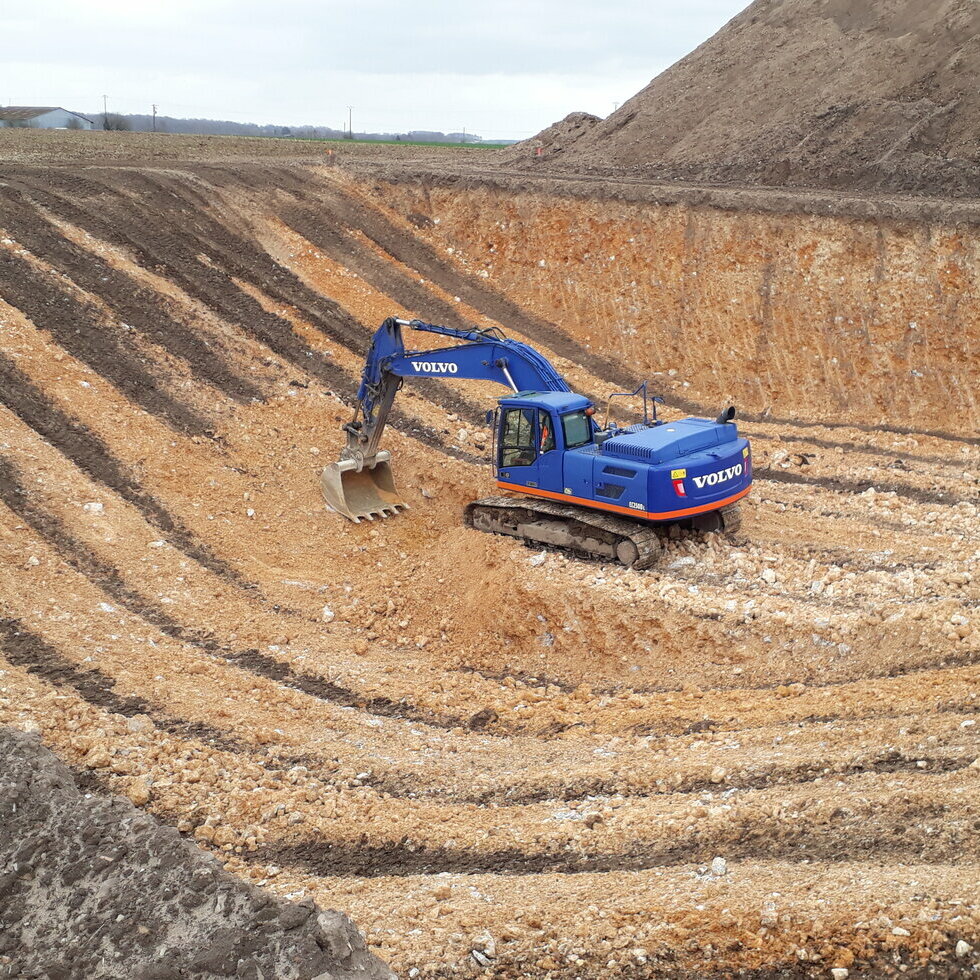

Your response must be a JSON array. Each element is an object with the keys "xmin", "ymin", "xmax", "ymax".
[
  {"xmin": 534, "ymin": 409, "xmax": 563, "ymax": 493},
  {"xmin": 496, "ymin": 406, "xmax": 539, "ymax": 489}
]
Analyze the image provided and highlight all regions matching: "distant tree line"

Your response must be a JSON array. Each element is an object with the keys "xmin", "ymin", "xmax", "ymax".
[
  {"xmin": 102, "ymin": 113, "xmax": 130, "ymax": 131},
  {"xmin": 88, "ymin": 113, "xmax": 512, "ymax": 144}
]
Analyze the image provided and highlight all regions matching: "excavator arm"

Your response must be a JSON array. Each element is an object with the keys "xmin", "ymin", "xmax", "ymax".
[
  {"xmin": 344, "ymin": 317, "xmax": 569, "ymax": 461},
  {"xmin": 324, "ymin": 317, "xmax": 571, "ymax": 520}
]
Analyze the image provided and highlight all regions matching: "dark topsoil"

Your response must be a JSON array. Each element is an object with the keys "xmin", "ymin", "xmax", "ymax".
[
  {"xmin": 512, "ymin": 0, "xmax": 980, "ymax": 198},
  {"xmin": 0, "ymin": 727, "xmax": 393, "ymax": 980}
]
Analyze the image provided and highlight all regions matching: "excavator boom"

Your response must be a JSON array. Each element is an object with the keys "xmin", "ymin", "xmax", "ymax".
[{"xmin": 322, "ymin": 316, "xmax": 571, "ymax": 521}]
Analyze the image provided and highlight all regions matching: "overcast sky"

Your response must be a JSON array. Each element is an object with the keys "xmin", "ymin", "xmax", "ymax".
[{"xmin": 3, "ymin": 0, "xmax": 747, "ymax": 138}]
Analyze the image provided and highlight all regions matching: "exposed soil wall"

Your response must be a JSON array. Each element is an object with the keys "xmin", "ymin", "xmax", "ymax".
[
  {"xmin": 371, "ymin": 180, "xmax": 980, "ymax": 434},
  {"xmin": 0, "ymin": 727, "xmax": 393, "ymax": 980}
]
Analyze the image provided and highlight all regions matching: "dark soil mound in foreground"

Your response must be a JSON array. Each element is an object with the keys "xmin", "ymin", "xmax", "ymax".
[
  {"xmin": 0, "ymin": 728, "xmax": 393, "ymax": 980},
  {"xmin": 542, "ymin": 0, "xmax": 980, "ymax": 196}
]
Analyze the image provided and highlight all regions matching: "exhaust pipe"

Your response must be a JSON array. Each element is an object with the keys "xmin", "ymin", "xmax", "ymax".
[
  {"xmin": 321, "ymin": 451, "xmax": 408, "ymax": 522},
  {"xmin": 715, "ymin": 405, "xmax": 736, "ymax": 424}
]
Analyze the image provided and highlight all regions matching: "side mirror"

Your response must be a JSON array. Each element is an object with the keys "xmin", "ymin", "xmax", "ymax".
[
  {"xmin": 715, "ymin": 405, "xmax": 736, "ymax": 424},
  {"xmin": 485, "ymin": 410, "xmax": 494, "ymax": 425}
]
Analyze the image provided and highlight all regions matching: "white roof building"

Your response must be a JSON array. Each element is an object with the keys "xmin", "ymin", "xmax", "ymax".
[{"xmin": 0, "ymin": 107, "xmax": 96, "ymax": 130}]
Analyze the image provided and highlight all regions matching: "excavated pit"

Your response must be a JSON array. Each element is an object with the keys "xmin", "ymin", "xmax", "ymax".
[{"xmin": 0, "ymin": 134, "xmax": 977, "ymax": 977}]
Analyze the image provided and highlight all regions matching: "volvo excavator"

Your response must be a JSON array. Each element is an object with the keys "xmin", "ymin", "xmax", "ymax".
[{"xmin": 322, "ymin": 317, "xmax": 751, "ymax": 569}]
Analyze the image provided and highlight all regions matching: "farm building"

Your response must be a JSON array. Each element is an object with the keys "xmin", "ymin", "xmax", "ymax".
[{"xmin": 0, "ymin": 106, "xmax": 95, "ymax": 130}]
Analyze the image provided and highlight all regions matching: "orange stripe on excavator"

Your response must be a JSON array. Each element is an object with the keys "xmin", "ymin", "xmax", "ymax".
[{"xmin": 495, "ymin": 481, "xmax": 751, "ymax": 522}]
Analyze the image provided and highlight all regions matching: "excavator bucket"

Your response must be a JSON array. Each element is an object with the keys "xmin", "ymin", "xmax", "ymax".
[{"xmin": 321, "ymin": 456, "xmax": 408, "ymax": 522}]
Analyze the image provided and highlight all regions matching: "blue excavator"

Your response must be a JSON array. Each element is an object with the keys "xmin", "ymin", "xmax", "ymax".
[{"xmin": 322, "ymin": 317, "xmax": 751, "ymax": 568}]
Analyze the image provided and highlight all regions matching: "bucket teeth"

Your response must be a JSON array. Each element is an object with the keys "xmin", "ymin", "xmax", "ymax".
[
  {"xmin": 350, "ymin": 503, "xmax": 406, "ymax": 523},
  {"xmin": 321, "ymin": 459, "xmax": 408, "ymax": 523}
]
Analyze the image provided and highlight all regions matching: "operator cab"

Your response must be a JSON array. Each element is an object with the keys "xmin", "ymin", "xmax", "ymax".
[{"xmin": 494, "ymin": 391, "xmax": 595, "ymax": 493}]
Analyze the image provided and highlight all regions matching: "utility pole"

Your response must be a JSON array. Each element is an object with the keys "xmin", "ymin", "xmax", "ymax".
[
  {"xmin": 347, "ymin": 105, "xmax": 353, "ymax": 139},
  {"xmin": 102, "ymin": 94, "xmax": 108, "ymax": 128},
  {"xmin": 152, "ymin": 104, "xmax": 157, "ymax": 132}
]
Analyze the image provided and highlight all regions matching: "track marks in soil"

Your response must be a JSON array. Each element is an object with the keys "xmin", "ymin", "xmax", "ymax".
[
  {"xmin": 256, "ymin": 787, "xmax": 978, "ymax": 877},
  {"xmin": 0, "ymin": 244, "xmax": 212, "ymax": 436},
  {"xmin": 292, "ymin": 181, "xmax": 637, "ymax": 386},
  {"xmin": 0, "ymin": 454, "xmax": 220, "ymax": 642},
  {"xmin": 0, "ymin": 356, "xmax": 245, "ymax": 585},
  {"xmin": 0, "ymin": 457, "xmax": 465, "ymax": 733},
  {"xmin": 755, "ymin": 465, "xmax": 970, "ymax": 507},
  {"xmin": 7, "ymin": 633, "xmax": 975, "ymax": 895},
  {"xmin": 0, "ymin": 616, "xmax": 242, "ymax": 751},
  {"xmin": 0, "ymin": 186, "xmax": 262, "ymax": 403},
  {"xmin": 4, "ymin": 170, "xmax": 482, "ymax": 469},
  {"xmin": 2, "ymin": 160, "xmax": 978, "ymax": 977},
  {"xmin": 2, "ymin": 521, "xmax": 972, "ymax": 814},
  {"xmin": 267, "ymin": 213, "xmax": 490, "ymax": 427}
]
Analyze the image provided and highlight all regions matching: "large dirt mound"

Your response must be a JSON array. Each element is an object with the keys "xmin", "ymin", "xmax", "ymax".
[
  {"xmin": 541, "ymin": 0, "xmax": 980, "ymax": 196},
  {"xmin": 0, "ymin": 727, "xmax": 393, "ymax": 980}
]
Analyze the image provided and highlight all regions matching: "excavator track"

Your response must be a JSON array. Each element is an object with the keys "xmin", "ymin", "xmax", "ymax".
[
  {"xmin": 465, "ymin": 498, "xmax": 744, "ymax": 569},
  {"xmin": 718, "ymin": 502, "xmax": 743, "ymax": 536},
  {"xmin": 465, "ymin": 496, "xmax": 665, "ymax": 569}
]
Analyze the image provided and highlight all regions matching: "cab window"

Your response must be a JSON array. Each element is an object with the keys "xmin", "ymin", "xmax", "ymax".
[
  {"xmin": 538, "ymin": 410, "xmax": 555, "ymax": 453},
  {"xmin": 500, "ymin": 407, "xmax": 536, "ymax": 467},
  {"xmin": 561, "ymin": 409, "xmax": 593, "ymax": 449}
]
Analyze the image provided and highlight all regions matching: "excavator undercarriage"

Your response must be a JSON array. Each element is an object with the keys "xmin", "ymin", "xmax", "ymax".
[{"xmin": 465, "ymin": 497, "xmax": 743, "ymax": 569}]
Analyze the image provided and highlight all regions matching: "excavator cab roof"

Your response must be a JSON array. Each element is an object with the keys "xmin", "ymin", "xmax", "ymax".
[{"xmin": 498, "ymin": 391, "xmax": 592, "ymax": 413}]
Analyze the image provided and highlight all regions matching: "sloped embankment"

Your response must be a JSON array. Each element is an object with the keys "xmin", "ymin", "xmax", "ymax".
[
  {"xmin": 535, "ymin": 0, "xmax": 980, "ymax": 196},
  {"xmin": 370, "ymin": 177, "xmax": 980, "ymax": 435}
]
